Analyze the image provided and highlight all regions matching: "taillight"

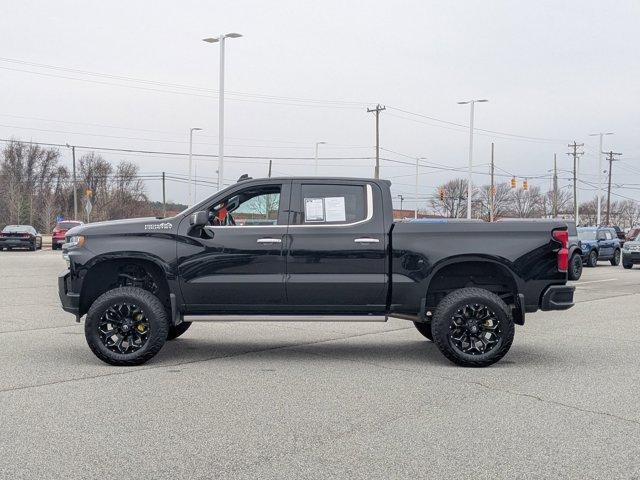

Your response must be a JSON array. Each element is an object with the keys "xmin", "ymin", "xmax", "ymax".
[{"xmin": 552, "ymin": 229, "xmax": 569, "ymax": 272}]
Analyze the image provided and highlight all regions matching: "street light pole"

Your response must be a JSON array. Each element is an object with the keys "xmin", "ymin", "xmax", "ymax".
[
  {"xmin": 415, "ymin": 158, "xmax": 420, "ymax": 219},
  {"xmin": 588, "ymin": 132, "xmax": 614, "ymax": 226},
  {"xmin": 458, "ymin": 99, "xmax": 488, "ymax": 219},
  {"xmin": 188, "ymin": 127, "xmax": 203, "ymax": 207},
  {"xmin": 204, "ymin": 33, "xmax": 242, "ymax": 191},
  {"xmin": 314, "ymin": 141, "xmax": 326, "ymax": 175}
]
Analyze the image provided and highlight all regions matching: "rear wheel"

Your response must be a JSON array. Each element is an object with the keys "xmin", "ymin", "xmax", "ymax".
[
  {"xmin": 413, "ymin": 321, "xmax": 433, "ymax": 341},
  {"xmin": 610, "ymin": 249, "xmax": 621, "ymax": 266},
  {"xmin": 85, "ymin": 287, "xmax": 169, "ymax": 366},
  {"xmin": 623, "ymin": 260, "xmax": 633, "ymax": 269},
  {"xmin": 167, "ymin": 321, "xmax": 192, "ymax": 340},
  {"xmin": 431, "ymin": 288, "xmax": 514, "ymax": 367},
  {"xmin": 587, "ymin": 250, "xmax": 598, "ymax": 268},
  {"xmin": 568, "ymin": 253, "xmax": 583, "ymax": 280}
]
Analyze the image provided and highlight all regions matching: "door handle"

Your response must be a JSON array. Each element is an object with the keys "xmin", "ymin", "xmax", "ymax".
[
  {"xmin": 354, "ymin": 237, "xmax": 380, "ymax": 243},
  {"xmin": 257, "ymin": 238, "xmax": 282, "ymax": 244}
]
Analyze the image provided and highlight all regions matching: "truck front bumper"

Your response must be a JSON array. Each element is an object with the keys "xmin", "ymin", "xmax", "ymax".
[
  {"xmin": 540, "ymin": 285, "xmax": 575, "ymax": 311},
  {"xmin": 58, "ymin": 269, "xmax": 80, "ymax": 317}
]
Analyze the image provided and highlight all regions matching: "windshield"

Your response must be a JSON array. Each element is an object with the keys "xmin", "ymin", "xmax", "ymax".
[
  {"xmin": 578, "ymin": 230, "xmax": 597, "ymax": 241},
  {"xmin": 2, "ymin": 225, "xmax": 33, "ymax": 233}
]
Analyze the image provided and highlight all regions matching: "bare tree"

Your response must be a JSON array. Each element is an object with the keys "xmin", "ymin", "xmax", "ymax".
[
  {"xmin": 509, "ymin": 186, "xmax": 543, "ymax": 218},
  {"xmin": 430, "ymin": 178, "xmax": 470, "ymax": 218},
  {"xmin": 477, "ymin": 183, "xmax": 512, "ymax": 220}
]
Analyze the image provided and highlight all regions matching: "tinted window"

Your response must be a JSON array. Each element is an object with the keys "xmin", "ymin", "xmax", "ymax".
[
  {"xmin": 299, "ymin": 184, "xmax": 366, "ymax": 225},
  {"xmin": 2, "ymin": 225, "xmax": 34, "ymax": 234},
  {"xmin": 210, "ymin": 185, "xmax": 282, "ymax": 226}
]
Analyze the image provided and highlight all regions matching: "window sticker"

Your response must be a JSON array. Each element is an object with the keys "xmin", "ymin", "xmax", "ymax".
[
  {"xmin": 304, "ymin": 198, "xmax": 325, "ymax": 222},
  {"xmin": 324, "ymin": 196, "xmax": 346, "ymax": 222}
]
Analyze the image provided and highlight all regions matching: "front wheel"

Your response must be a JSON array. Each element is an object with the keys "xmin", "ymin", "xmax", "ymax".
[
  {"xmin": 413, "ymin": 321, "xmax": 433, "ymax": 341},
  {"xmin": 587, "ymin": 250, "xmax": 598, "ymax": 268},
  {"xmin": 623, "ymin": 261, "xmax": 633, "ymax": 269},
  {"xmin": 85, "ymin": 287, "xmax": 169, "ymax": 366},
  {"xmin": 167, "ymin": 321, "xmax": 192, "ymax": 340},
  {"xmin": 610, "ymin": 249, "xmax": 621, "ymax": 266},
  {"xmin": 568, "ymin": 253, "xmax": 583, "ymax": 280},
  {"xmin": 431, "ymin": 288, "xmax": 515, "ymax": 367}
]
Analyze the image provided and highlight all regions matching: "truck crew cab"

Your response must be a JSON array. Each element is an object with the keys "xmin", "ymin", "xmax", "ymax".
[{"xmin": 59, "ymin": 177, "xmax": 574, "ymax": 367}]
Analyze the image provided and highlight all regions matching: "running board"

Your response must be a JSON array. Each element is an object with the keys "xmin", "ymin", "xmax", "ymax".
[{"xmin": 183, "ymin": 314, "xmax": 389, "ymax": 322}]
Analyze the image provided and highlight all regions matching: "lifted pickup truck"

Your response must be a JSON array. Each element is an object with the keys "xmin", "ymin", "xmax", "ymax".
[{"xmin": 59, "ymin": 177, "xmax": 574, "ymax": 367}]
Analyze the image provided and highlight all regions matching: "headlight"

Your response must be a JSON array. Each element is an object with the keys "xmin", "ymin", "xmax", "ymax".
[{"xmin": 65, "ymin": 235, "xmax": 86, "ymax": 248}]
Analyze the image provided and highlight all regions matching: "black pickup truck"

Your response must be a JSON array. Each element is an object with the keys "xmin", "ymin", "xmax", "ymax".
[{"xmin": 59, "ymin": 177, "xmax": 574, "ymax": 367}]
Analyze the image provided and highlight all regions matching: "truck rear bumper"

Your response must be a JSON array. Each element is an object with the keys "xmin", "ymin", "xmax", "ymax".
[
  {"xmin": 540, "ymin": 285, "xmax": 575, "ymax": 311},
  {"xmin": 58, "ymin": 269, "xmax": 80, "ymax": 316}
]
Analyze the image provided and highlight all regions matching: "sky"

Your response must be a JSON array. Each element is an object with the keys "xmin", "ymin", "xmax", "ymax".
[{"xmin": 1, "ymin": 0, "xmax": 639, "ymax": 209}]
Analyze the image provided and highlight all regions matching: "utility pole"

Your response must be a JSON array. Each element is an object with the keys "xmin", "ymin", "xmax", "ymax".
[
  {"xmin": 567, "ymin": 141, "xmax": 584, "ymax": 225},
  {"xmin": 589, "ymin": 132, "xmax": 614, "ymax": 225},
  {"xmin": 490, "ymin": 142, "xmax": 495, "ymax": 222},
  {"xmin": 162, "ymin": 172, "xmax": 166, "ymax": 217},
  {"xmin": 65, "ymin": 144, "xmax": 78, "ymax": 220},
  {"xmin": 414, "ymin": 158, "xmax": 419, "ymax": 219},
  {"xmin": 552, "ymin": 154, "xmax": 558, "ymax": 218},
  {"xmin": 268, "ymin": 159, "xmax": 272, "ymax": 178},
  {"xmin": 604, "ymin": 150, "xmax": 622, "ymax": 225},
  {"xmin": 398, "ymin": 194, "xmax": 404, "ymax": 212},
  {"xmin": 367, "ymin": 104, "xmax": 385, "ymax": 179}
]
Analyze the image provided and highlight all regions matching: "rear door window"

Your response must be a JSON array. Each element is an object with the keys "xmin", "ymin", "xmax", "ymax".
[{"xmin": 299, "ymin": 184, "xmax": 366, "ymax": 225}]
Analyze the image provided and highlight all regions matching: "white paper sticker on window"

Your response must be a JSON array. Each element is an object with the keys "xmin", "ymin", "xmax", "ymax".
[
  {"xmin": 304, "ymin": 198, "xmax": 325, "ymax": 222},
  {"xmin": 324, "ymin": 197, "xmax": 346, "ymax": 222}
]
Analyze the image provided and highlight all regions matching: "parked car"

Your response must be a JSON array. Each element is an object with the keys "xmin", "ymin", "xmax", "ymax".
[
  {"xmin": 621, "ymin": 240, "xmax": 640, "ymax": 269},
  {"xmin": 567, "ymin": 222, "xmax": 583, "ymax": 280},
  {"xmin": 0, "ymin": 225, "xmax": 42, "ymax": 251},
  {"xmin": 577, "ymin": 227, "xmax": 621, "ymax": 267},
  {"xmin": 609, "ymin": 225, "xmax": 626, "ymax": 247},
  {"xmin": 626, "ymin": 226, "xmax": 640, "ymax": 242},
  {"xmin": 52, "ymin": 221, "xmax": 83, "ymax": 250},
  {"xmin": 59, "ymin": 177, "xmax": 574, "ymax": 368}
]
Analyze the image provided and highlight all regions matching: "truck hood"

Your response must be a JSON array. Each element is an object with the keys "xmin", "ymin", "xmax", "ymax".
[{"xmin": 66, "ymin": 217, "xmax": 178, "ymax": 237}]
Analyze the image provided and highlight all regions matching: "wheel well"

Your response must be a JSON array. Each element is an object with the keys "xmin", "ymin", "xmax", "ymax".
[
  {"xmin": 80, "ymin": 259, "xmax": 170, "ymax": 316},
  {"xmin": 425, "ymin": 261, "xmax": 518, "ymax": 311}
]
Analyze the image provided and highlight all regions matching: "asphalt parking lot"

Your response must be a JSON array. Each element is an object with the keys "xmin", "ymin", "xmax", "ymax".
[{"xmin": 1, "ymin": 249, "xmax": 639, "ymax": 479}]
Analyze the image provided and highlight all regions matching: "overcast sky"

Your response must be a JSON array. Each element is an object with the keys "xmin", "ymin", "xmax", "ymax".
[{"xmin": 1, "ymin": 0, "xmax": 639, "ymax": 208}]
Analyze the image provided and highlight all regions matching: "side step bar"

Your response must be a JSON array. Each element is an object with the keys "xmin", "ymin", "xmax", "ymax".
[{"xmin": 184, "ymin": 314, "xmax": 389, "ymax": 322}]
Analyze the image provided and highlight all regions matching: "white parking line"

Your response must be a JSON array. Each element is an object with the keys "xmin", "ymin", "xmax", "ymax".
[{"xmin": 574, "ymin": 278, "xmax": 618, "ymax": 286}]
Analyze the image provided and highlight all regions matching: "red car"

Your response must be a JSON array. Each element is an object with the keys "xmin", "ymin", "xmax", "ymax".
[{"xmin": 52, "ymin": 221, "xmax": 83, "ymax": 250}]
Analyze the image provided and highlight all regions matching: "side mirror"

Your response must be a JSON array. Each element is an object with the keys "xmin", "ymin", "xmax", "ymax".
[{"xmin": 190, "ymin": 211, "xmax": 209, "ymax": 227}]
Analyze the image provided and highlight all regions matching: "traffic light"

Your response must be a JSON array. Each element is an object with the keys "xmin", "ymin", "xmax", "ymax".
[
  {"xmin": 523, "ymin": 179, "xmax": 529, "ymax": 191},
  {"xmin": 85, "ymin": 189, "xmax": 93, "ymax": 198},
  {"xmin": 439, "ymin": 188, "xmax": 445, "ymax": 201},
  {"xmin": 491, "ymin": 186, "xmax": 496, "ymax": 196},
  {"xmin": 511, "ymin": 177, "xmax": 517, "ymax": 189}
]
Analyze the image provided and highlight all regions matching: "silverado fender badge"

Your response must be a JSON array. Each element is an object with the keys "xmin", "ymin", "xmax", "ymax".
[{"xmin": 144, "ymin": 222, "xmax": 173, "ymax": 230}]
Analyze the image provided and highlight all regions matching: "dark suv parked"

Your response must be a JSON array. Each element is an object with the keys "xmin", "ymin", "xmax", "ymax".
[{"xmin": 577, "ymin": 227, "xmax": 621, "ymax": 267}]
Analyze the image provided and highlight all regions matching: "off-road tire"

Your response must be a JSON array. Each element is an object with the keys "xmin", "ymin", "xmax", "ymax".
[
  {"xmin": 29, "ymin": 242, "xmax": 36, "ymax": 251},
  {"xmin": 85, "ymin": 287, "xmax": 169, "ymax": 366},
  {"xmin": 587, "ymin": 250, "xmax": 598, "ymax": 268},
  {"xmin": 413, "ymin": 321, "xmax": 433, "ymax": 341},
  {"xmin": 431, "ymin": 288, "xmax": 515, "ymax": 368},
  {"xmin": 568, "ymin": 253, "xmax": 583, "ymax": 281},
  {"xmin": 610, "ymin": 249, "xmax": 621, "ymax": 266},
  {"xmin": 623, "ymin": 261, "xmax": 633, "ymax": 269},
  {"xmin": 167, "ymin": 321, "xmax": 192, "ymax": 340}
]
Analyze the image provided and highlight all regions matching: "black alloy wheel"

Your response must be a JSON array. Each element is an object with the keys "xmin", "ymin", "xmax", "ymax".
[
  {"xmin": 98, "ymin": 303, "xmax": 150, "ymax": 354},
  {"xmin": 448, "ymin": 304, "xmax": 502, "ymax": 356},
  {"xmin": 569, "ymin": 253, "xmax": 583, "ymax": 280},
  {"xmin": 431, "ymin": 288, "xmax": 514, "ymax": 367},
  {"xmin": 587, "ymin": 250, "xmax": 598, "ymax": 267},
  {"xmin": 611, "ymin": 249, "xmax": 621, "ymax": 266},
  {"xmin": 85, "ymin": 287, "xmax": 169, "ymax": 366}
]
